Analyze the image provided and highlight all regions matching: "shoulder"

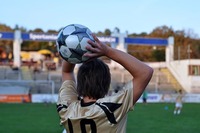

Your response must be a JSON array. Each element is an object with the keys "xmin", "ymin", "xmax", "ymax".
[{"xmin": 60, "ymin": 80, "xmax": 77, "ymax": 91}]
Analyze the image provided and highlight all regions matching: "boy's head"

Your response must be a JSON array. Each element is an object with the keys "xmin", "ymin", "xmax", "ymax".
[{"xmin": 77, "ymin": 59, "xmax": 111, "ymax": 99}]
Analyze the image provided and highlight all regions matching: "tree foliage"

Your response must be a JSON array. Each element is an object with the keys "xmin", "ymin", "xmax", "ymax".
[{"xmin": 0, "ymin": 23, "xmax": 13, "ymax": 55}]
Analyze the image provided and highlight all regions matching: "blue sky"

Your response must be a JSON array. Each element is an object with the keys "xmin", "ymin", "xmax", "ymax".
[{"xmin": 0, "ymin": 0, "xmax": 200, "ymax": 37}]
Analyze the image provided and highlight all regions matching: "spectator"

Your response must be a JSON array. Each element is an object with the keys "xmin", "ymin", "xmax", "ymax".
[{"xmin": 142, "ymin": 90, "xmax": 148, "ymax": 104}]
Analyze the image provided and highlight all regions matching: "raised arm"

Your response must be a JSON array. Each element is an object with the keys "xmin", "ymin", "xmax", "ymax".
[
  {"xmin": 85, "ymin": 34, "xmax": 153, "ymax": 105},
  {"xmin": 61, "ymin": 59, "xmax": 75, "ymax": 82}
]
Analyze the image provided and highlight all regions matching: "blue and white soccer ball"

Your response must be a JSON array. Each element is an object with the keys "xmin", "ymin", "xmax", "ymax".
[{"xmin": 56, "ymin": 24, "xmax": 94, "ymax": 64}]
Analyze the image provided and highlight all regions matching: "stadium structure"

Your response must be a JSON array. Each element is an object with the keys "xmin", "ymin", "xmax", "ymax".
[{"xmin": 0, "ymin": 30, "xmax": 200, "ymax": 103}]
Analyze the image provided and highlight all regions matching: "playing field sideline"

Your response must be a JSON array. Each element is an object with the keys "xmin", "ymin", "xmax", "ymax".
[{"xmin": 0, "ymin": 103, "xmax": 199, "ymax": 133}]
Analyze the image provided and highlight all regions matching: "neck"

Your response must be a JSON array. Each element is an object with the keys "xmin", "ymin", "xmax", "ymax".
[{"xmin": 83, "ymin": 96, "xmax": 96, "ymax": 103}]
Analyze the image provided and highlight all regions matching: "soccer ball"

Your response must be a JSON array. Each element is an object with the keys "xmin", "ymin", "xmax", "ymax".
[{"xmin": 56, "ymin": 24, "xmax": 94, "ymax": 64}]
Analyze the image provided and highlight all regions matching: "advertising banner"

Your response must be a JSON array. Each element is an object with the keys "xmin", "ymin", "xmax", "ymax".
[
  {"xmin": 0, "ymin": 94, "xmax": 31, "ymax": 103},
  {"xmin": 0, "ymin": 32, "xmax": 14, "ymax": 40}
]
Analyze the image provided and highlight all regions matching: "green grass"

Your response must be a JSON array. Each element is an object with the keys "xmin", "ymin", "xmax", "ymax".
[
  {"xmin": 0, "ymin": 103, "xmax": 199, "ymax": 133},
  {"xmin": 0, "ymin": 103, "xmax": 63, "ymax": 133},
  {"xmin": 127, "ymin": 103, "xmax": 200, "ymax": 133}
]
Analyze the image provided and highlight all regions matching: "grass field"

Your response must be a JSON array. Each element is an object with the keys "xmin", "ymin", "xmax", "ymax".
[
  {"xmin": 127, "ymin": 103, "xmax": 200, "ymax": 133},
  {"xmin": 0, "ymin": 103, "xmax": 199, "ymax": 133}
]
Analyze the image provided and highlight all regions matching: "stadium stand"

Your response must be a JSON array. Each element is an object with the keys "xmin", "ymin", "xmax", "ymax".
[
  {"xmin": 147, "ymin": 68, "xmax": 174, "ymax": 93},
  {"xmin": 160, "ymin": 68, "xmax": 183, "ymax": 91},
  {"xmin": 0, "ymin": 64, "xmax": 184, "ymax": 99},
  {"xmin": 109, "ymin": 67, "xmax": 183, "ymax": 94},
  {"xmin": 21, "ymin": 66, "xmax": 33, "ymax": 80},
  {"xmin": 0, "ymin": 66, "xmax": 20, "ymax": 80}
]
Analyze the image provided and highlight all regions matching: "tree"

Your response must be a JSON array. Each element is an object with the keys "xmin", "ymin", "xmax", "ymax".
[
  {"xmin": 0, "ymin": 23, "xmax": 13, "ymax": 59},
  {"xmin": 152, "ymin": 49, "xmax": 165, "ymax": 61},
  {"xmin": 114, "ymin": 27, "xmax": 120, "ymax": 33},
  {"xmin": 96, "ymin": 31, "xmax": 104, "ymax": 36},
  {"xmin": 47, "ymin": 29, "xmax": 58, "ymax": 34},
  {"xmin": 149, "ymin": 25, "xmax": 174, "ymax": 38},
  {"xmin": 30, "ymin": 28, "xmax": 44, "ymax": 33},
  {"xmin": 0, "ymin": 23, "xmax": 13, "ymax": 31},
  {"xmin": 128, "ymin": 32, "xmax": 148, "ymax": 37},
  {"xmin": 104, "ymin": 29, "xmax": 111, "ymax": 36}
]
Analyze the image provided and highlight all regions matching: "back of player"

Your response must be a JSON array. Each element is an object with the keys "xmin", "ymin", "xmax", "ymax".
[{"xmin": 57, "ymin": 80, "xmax": 134, "ymax": 133}]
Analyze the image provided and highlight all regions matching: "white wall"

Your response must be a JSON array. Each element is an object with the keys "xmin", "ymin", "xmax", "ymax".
[{"xmin": 168, "ymin": 59, "xmax": 200, "ymax": 93}]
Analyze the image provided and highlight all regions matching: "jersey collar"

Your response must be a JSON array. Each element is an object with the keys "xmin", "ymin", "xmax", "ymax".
[{"xmin": 81, "ymin": 99, "xmax": 96, "ymax": 107}]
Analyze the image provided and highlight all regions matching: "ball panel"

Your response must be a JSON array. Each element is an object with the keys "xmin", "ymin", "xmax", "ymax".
[
  {"xmin": 69, "ymin": 48, "xmax": 86, "ymax": 59},
  {"xmin": 63, "ymin": 26, "xmax": 76, "ymax": 35},
  {"xmin": 86, "ymin": 29, "xmax": 94, "ymax": 41},
  {"xmin": 72, "ymin": 26, "xmax": 87, "ymax": 35},
  {"xmin": 57, "ymin": 29, "xmax": 63, "ymax": 39},
  {"xmin": 59, "ymin": 45, "xmax": 72, "ymax": 58},
  {"xmin": 74, "ymin": 24, "xmax": 87, "ymax": 29},
  {"xmin": 65, "ymin": 35, "xmax": 79, "ymax": 49},
  {"xmin": 68, "ymin": 58, "xmax": 81, "ymax": 64},
  {"xmin": 56, "ymin": 30, "xmax": 66, "ymax": 49},
  {"xmin": 82, "ymin": 56, "xmax": 89, "ymax": 62},
  {"xmin": 77, "ymin": 32, "xmax": 90, "ymax": 42},
  {"xmin": 56, "ymin": 42, "xmax": 60, "ymax": 53},
  {"xmin": 80, "ymin": 37, "xmax": 90, "ymax": 51}
]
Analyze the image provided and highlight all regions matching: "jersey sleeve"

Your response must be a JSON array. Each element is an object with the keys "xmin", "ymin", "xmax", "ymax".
[{"xmin": 57, "ymin": 80, "xmax": 78, "ymax": 114}]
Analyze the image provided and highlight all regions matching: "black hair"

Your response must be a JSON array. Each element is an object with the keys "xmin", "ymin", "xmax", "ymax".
[{"xmin": 77, "ymin": 59, "xmax": 111, "ymax": 99}]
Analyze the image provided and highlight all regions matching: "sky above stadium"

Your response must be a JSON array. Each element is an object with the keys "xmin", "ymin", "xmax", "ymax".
[{"xmin": 0, "ymin": 0, "xmax": 200, "ymax": 38}]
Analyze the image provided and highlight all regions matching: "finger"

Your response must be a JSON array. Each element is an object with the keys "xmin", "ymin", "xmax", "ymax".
[
  {"xmin": 92, "ymin": 34, "xmax": 100, "ymax": 43},
  {"xmin": 83, "ymin": 52, "xmax": 99, "ymax": 58},
  {"xmin": 86, "ymin": 45, "xmax": 101, "ymax": 54},
  {"xmin": 86, "ymin": 44, "xmax": 95, "ymax": 51},
  {"xmin": 87, "ymin": 40, "xmax": 96, "ymax": 47},
  {"xmin": 88, "ymin": 39, "xmax": 95, "ymax": 44}
]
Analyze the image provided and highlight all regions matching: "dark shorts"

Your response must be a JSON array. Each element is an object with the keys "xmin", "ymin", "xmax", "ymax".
[{"xmin": 143, "ymin": 98, "xmax": 147, "ymax": 102}]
